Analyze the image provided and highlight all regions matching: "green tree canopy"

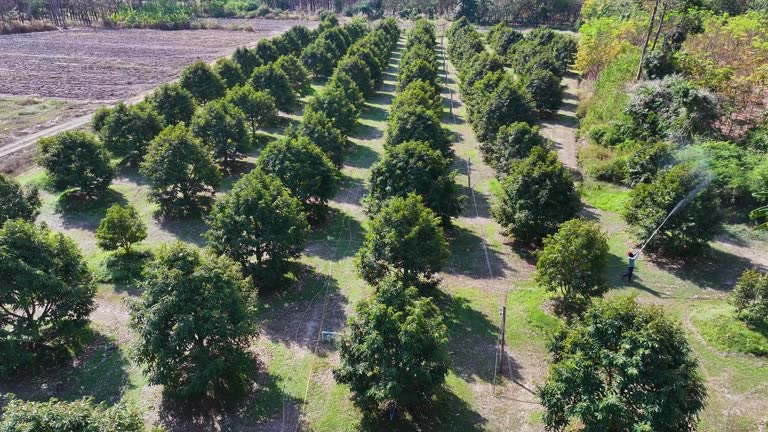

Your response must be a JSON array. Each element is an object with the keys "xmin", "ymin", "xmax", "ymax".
[
  {"xmin": 523, "ymin": 69, "xmax": 564, "ymax": 116},
  {"xmin": 140, "ymin": 124, "xmax": 221, "ymax": 217},
  {"xmin": 470, "ymin": 73, "xmax": 536, "ymax": 143},
  {"xmin": 190, "ymin": 99, "xmax": 249, "ymax": 168},
  {"xmin": 334, "ymin": 276, "xmax": 449, "ymax": 413},
  {"xmin": 254, "ymin": 39, "xmax": 279, "ymax": 64},
  {"xmin": 214, "ymin": 58, "xmax": 246, "ymax": 89},
  {"xmin": 397, "ymin": 58, "xmax": 439, "ymax": 92},
  {"xmin": 179, "ymin": 60, "xmax": 226, "ymax": 105},
  {"xmin": 0, "ymin": 396, "xmax": 144, "ymax": 432},
  {"xmin": 232, "ymin": 46, "xmax": 260, "ymax": 77},
  {"xmin": 274, "ymin": 55, "xmax": 312, "ymax": 96},
  {"xmin": 304, "ymin": 85, "xmax": 359, "ymax": 134},
  {"xmin": 481, "ymin": 121, "xmax": 547, "ymax": 174},
  {"xmin": 290, "ymin": 110, "xmax": 347, "ymax": 168},
  {"xmin": 96, "ymin": 204, "xmax": 147, "ymax": 254},
  {"xmin": 37, "ymin": 131, "xmax": 114, "ymax": 198},
  {"xmin": 250, "ymin": 64, "xmax": 297, "ymax": 113},
  {"xmin": 0, "ymin": 174, "xmax": 40, "ymax": 225},
  {"xmin": 205, "ymin": 169, "xmax": 309, "ymax": 278},
  {"xmin": 129, "ymin": 242, "xmax": 257, "ymax": 399},
  {"xmin": 327, "ymin": 72, "xmax": 365, "ymax": 109},
  {"xmin": 223, "ymin": 85, "xmax": 278, "ymax": 136},
  {"xmin": 256, "ymin": 136, "xmax": 340, "ymax": 215},
  {"xmin": 355, "ymin": 194, "xmax": 450, "ymax": 287},
  {"xmin": 385, "ymin": 105, "xmax": 452, "ymax": 156},
  {"xmin": 96, "ymin": 102, "xmax": 165, "ymax": 165},
  {"xmin": 492, "ymin": 147, "xmax": 581, "ymax": 244},
  {"xmin": 0, "ymin": 221, "xmax": 95, "ymax": 376},
  {"xmin": 729, "ymin": 268, "xmax": 768, "ymax": 320},
  {"xmin": 366, "ymin": 141, "xmax": 463, "ymax": 225},
  {"xmin": 301, "ymin": 38, "xmax": 338, "ymax": 78},
  {"xmin": 536, "ymin": 219, "xmax": 609, "ymax": 317},
  {"xmin": 336, "ymin": 56, "xmax": 375, "ymax": 97},
  {"xmin": 624, "ymin": 164, "xmax": 722, "ymax": 255},
  {"xmin": 391, "ymin": 79, "xmax": 443, "ymax": 117},
  {"xmin": 538, "ymin": 296, "xmax": 707, "ymax": 432},
  {"xmin": 146, "ymin": 83, "xmax": 197, "ymax": 126}
]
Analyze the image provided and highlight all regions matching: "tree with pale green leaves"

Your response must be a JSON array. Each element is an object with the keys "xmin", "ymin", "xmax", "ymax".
[{"xmin": 96, "ymin": 204, "xmax": 147, "ymax": 254}]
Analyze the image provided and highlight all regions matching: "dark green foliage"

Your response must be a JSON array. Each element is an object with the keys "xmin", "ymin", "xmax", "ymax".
[
  {"xmin": 397, "ymin": 58, "xmax": 438, "ymax": 92},
  {"xmin": 179, "ymin": 60, "xmax": 226, "ymax": 104},
  {"xmin": 284, "ymin": 25, "xmax": 313, "ymax": 53},
  {"xmin": 250, "ymin": 64, "xmax": 297, "ymax": 112},
  {"xmin": 140, "ymin": 124, "xmax": 221, "ymax": 217},
  {"xmin": 452, "ymin": 0, "xmax": 477, "ymax": 22},
  {"xmin": 492, "ymin": 147, "xmax": 581, "ymax": 244},
  {"xmin": 355, "ymin": 194, "xmax": 450, "ymax": 287},
  {"xmin": 458, "ymin": 51, "xmax": 505, "ymax": 94},
  {"xmin": 254, "ymin": 39, "xmax": 278, "ymax": 64},
  {"xmin": 96, "ymin": 204, "xmax": 146, "ymax": 253},
  {"xmin": 214, "ymin": 58, "xmax": 245, "ymax": 89},
  {"xmin": 744, "ymin": 121, "xmax": 768, "ymax": 153},
  {"xmin": 366, "ymin": 141, "xmax": 463, "ymax": 225},
  {"xmin": 291, "ymin": 110, "xmax": 347, "ymax": 168},
  {"xmin": 232, "ymin": 46, "xmax": 260, "ymax": 77},
  {"xmin": 481, "ymin": 122, "xmax": 546, "ymax": 174},
  {"xmin": 0, "ymin": 174, "xmax": 40, "ymax": 225},
  {"xmin": 401, "ymin": 43, "xmax": 438, "ymax": 73},
  {"xmin": 470, "ymin": 74, "xmax": 536, "ymax": 143},
  {"xmin": 334, "ymin": 276, "xmax": 449, "ymax": 413},
  {"xmin": 274, "ymin": 55, "xmax": 312, "ymax": 96},
  {"xmin": 487, "ymin": 22, "xmax": 523, "ymax": 57},
  {"xmin": 223, "ymin": 85, "xmax": 278, "ymax": 135},
  {"xmin": 390, "ymin": 79, "xmax": 443, "ymax": 116},
  {"xmin": 129, "ymin": 242, "xmax": 257, "ymax": 399},
  {"xmin": 96, "ymin": 102, "xmax": 165, "ymax": 165},
  {"xmin": 190, "ymin": 99, "xmax": 249, "ymax": 168},
  {"xmin": 446, "ymin": 18, "xmax": 484, "ymax": 71},
  {"xmin": 626, "ymin": 141, "xmax": 673, "ymax": 185},
  {"xmin": 0, "ymin": 396, "xmax": 144, "ymax": 432},
  {"xmin": 336, "ymin": 56, "xmax": 375, "ymax": 97},
  {"xmin": 624, "ymin": 164, "xmax": 721, "ymax": 255},
  {"xmin": 538, "ymin": 296, "xmax": 707, "ymax": 432},
  {"xmin": 693, "ymin": 140, "xmax": 759, "ymax": 206},
  {"xmin": 0, "ymin": 221, "xmax": 95, "ymax": 377},
  {"xmin": 625, "ymin": 76, "xmax": 719, "ymax": 143},
  {"xmin": 536, "ymin": 219, "xmax": 609, "ymax": 317},
  {"xmin": 347, "ymin": 45, "xmax": 382, "ymax": 85},
  {"xmin": 256, "ymin": 136, "xmax": 339, "ymax": 212},
  {"xmin": 729, "ymin": 269, "xmax": 768, "ymax": 321},
  {"xmin": 304, "ymin": 85, "xmax": 359, "ymax": 134},
  {"xmin": 301, "ymin": 38, "xmax": 338, "ymax": 77},
  {"xmin": 385, "ymin": 105, "xmax": 452, "ymax": 156},
  {"xmin": 523, "ymin": 69, "xmax": 563, "ymax": 116},
  {"xmin": 342, "ymin": 19, "xmax": 368, "ymax": 43},
  {"xmin": 147, "ymin": 82, "xmax": 197, "ymax": 126},
  {"xmin": 205, "ymin": 169, "xmax": 309, "ymax": 277},
  {"xmin": 38, "ymin": 131, "xmax": 114, "ymax": 198},
  {"xmin": 322, "ymin": 27, "xmax": 350, "ymax": 57},
  {"xmin": 327, "ymin": 72, "xmax": 365, "ymax": 109}
]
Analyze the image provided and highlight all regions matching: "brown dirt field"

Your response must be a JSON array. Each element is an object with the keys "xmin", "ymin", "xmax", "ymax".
[{"xmin": 0, "ymin": 20, "xmax": 314, "ymax": 101}]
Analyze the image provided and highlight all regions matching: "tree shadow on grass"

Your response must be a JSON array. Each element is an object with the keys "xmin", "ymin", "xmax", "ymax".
[
  {"xmin": 651, "ymin": 247, "xmax": 754, "ymax": 291},
  {"xmin": 258, "ymin": 263, "xmax": 348, "ymax": 352},
  {"xmin": 444, "ymin": 225, "xmax": 512, "ymax": 279},
  {"xmin": 344, "ymin": 141, "xmax": 380, "ymax": 169},
  {"xmin": 92, "ymin": 250, "xmax": 152, "ymax": 296},
  {"xmin": 158, "ymin": 215, "xmax": 209, "ymax": 247},
  {"xmin": 360, "ymin": 386, "xmax": 486, "ymax": 432},
  {"xmin": 433, "ymin": 290, "xmax": 498, "ymax": 384},
  {"xmin": 360, "ymin": 103, "xmax": 389, "ymax": 122},
  {"xmin": 56, "ymin": 188, "xmax": 127, "ymax": 231},
  {"xmin": 0, "ymin": 330, "xmax": 131, "ymax": 406},
  {"xmin": 332, "ymin": 176, "xmax": 368, "ymax": 207},
  {"xmin": 157, "ymin": 357, "xmax": 301, "ymax": 432},
  {"xmin": 354, "ymin": 122, "xmax": 384, "ymax": 140},
  {"xmin": 305, "ymin": 206, "xmax": 364, "ymax": 262}
]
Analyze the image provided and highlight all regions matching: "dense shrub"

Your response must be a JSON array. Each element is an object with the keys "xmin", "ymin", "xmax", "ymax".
[
  {"xmin": 730, "ymin": 268, "xmax": 768, "ymax": 321},
  {"xmin": 0, "ymin": 221, "xmax": 95, "ymax": 377},
  {"xmin": 0, "ymin": 174, "xmax": 40, "ymax": 225},
  {"xmin": 129, "ymin": 242, "xmax": 256, "ymax": 399},
  {"xmin": 304, "ymin": 85, "xmax": 359, "ymax": 134},
  {"xmin": 481, "ymin": 122, "xmax": 547, "ymax": 174},
  {"xmin": 140, "ymin": 124, "xmax": 221, "ymax": 217},
  {"xmin": 385, "ymin": 105, "xmax": 452, "ymax": 156},
  {"xmin": 223, "ymin": 85, "xmax": 278, "ymax": 135},
  {"xmin": 254, "ymin": 39, "xmax": 278, "ymax": 64},
  {"xmin": 190, "ymin": 99, "xmax": 249, "ymax": 168},
  {"xmin": 96, "ymin": 102, "xmax": 165, "ymax": 165},
  {"xmin": 539, "ymin": 296, "xmax": 707, "ymax": 431},
  {"xmin": 38, "ymin": 131, "xmax": 114, "ymax": 198},
  {"xmin": 355, "ymin": 194, "xmax": 450, "ymax": 287},
  {"xmin": 147, "ymin": 82, "xmax": 197, "ymax": 126},
  {"xmin": 256, "ymin": 136, "xmax": 339, "ymax": 214},
  {"xmin": 232, "ymin": 46, "xmax": 260, "ymax": 77},
  {"xmin": 336, "ymin": 56, "xmax": 375, "ymax": 97},
  {"xmin": 458, "ymin": 51, "xmax": 505, "ymax": 95},
  {"xmin": 492, "ymin": 147, "xmax": 581, "ymax": 244},
  {"xmin": 301, "ymin": 38, "xmax": 338, "ymax": 77},
  {"xmin": 327, "ymin": 72, "xmax": 365, "ymax": 109},
  {"xmin": 397, "ymin": 58, "xmax": 439, "ymax": 92},
  {"xmin": 366, "ymin": 141, "xmax": 463, "ymax": 224},
  {"xmin": 334, "ymin": 276, "xmax": 449, "ymax": 413},
  {"xmin": 179, "ymin": 60, "xmax": 226, "ymax": 104},
  {"xmin": 523, "ymin": 69, "xmax": 563, "ymax": 116},
  {"xmin": 391, "ymin": 79, "xmax": 443, "ymax": 116},
  {"xmin": 214, "ymin": 58, "xmax": 245, "ymax": 89},
  {"xmin": 536, "ymin": 219, "xmax": 609, "ymax": 316},
  {"xmin": 96, "ymin": 204, "xmax": 147, "ymax": 253},
  {"xmin": 626, "ymin": 141, "xmax": 673, "ymax": 185},
  {"xmin": 624, "ymin": 164, "xmax": 721, "ymax": 255},
  {"xmin": 249, "ymin": 64, "xmax": 297, "ymax": 112},
  {"xmin": 470, "ymin": 74, "xmax": 536, "ymax": 143},
  {"xmin": 0, "ymin": 396, "xmax": 144, "ymax": 432},
  {"xmin": 290, "ymin": 110, "xmax": 347, "ymax": 168},
  {"xmin": 348, "ymin": 45, "xmax": 383, "ymax": 85},
  {"xmin": 487, "ymin": 22, "xmax": 523, "ymax": 57},
  {"xmin": 205, "ymin": 169, "xmax": 309, "ymax": 277},
  {"xmin": 274, "ymin": 55, "xmax": 312, "ymax": 96}
]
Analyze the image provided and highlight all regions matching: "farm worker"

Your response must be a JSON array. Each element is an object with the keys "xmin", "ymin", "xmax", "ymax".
[{"xmin": 621, "ymin": 251, "xmax": 638, "ymax": 282}]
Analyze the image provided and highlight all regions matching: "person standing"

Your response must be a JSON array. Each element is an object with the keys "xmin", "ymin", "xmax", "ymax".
[{"xmin": 622, "ymin": 251, "xmax": 637, "ymax": 282}]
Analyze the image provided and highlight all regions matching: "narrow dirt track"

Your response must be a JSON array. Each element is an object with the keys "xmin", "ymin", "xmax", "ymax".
[{"xmin": 538, "ymin": 74, "xmax": 580, "ymax": 171}]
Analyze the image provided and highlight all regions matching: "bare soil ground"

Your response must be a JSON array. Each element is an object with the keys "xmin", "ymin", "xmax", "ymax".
[{"xmin": 0, "ymin": 20, "xmax": 314, "ymax": 101}]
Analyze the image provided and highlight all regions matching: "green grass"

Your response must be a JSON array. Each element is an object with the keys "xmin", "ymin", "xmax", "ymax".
[
  {"xmin": 579, "ymin": 178, "xmax": 630, "ymax": 213},
  {"xmin": 691, "ymin": 304, "xmax": 768, "ymax": 357}
]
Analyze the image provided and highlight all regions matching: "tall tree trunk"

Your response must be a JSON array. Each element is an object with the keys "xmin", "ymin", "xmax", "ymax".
[
  {"xmin": 650, "ymin": 0, "xmax": 668, "ymax": 52},
  {"xmin": 637, "ymin": 0, "xmax": 660, "ymax": 81}
]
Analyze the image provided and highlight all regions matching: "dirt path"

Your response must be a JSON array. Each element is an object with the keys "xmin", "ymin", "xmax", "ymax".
[{"xmin": 538, "ymin": 74, "xmax": 580, "ymax": 172}]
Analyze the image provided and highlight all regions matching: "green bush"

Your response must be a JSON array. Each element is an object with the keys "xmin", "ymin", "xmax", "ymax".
[
  {"xmin": 38, "ymin": 131, "xmax": 114, "ymax": 198},
  {"xmin": 214, "ymin": 58, "xmax": 245, "ymax": 89},
  {"xmin": 97, "ymin": 102, "xmax": 165, "ymax": 165},
  {"xmin": 274, "ymin": 55, "xmax": 312, "ymax": 96},
  {"xmin": 481, "ymin": 122, "xmax": 547, "ymax": 174},
  {"xmin": 336, "ymin": 56, "xmax": 375, "ymax": 97},
  {"xmin": 223, "ymin": 85, "xmax": 278, "ymax": 135},
  {"xmin": 0, "ymin": 173, "xmax": 40, "ymax": 225},
  {"xmin": 470, "ymin": 73, "xmax": 536, "ymax": 143},
  {"xmin": 523, "ymin": 69, "xmax": 563, "ymax": 117},
  {"xmin": 147, "ymin": 82, "xmax": 197, "ymax": 126},
  {"xmin": 96, "ymin": 204, "xmax": 147, "ymax": 253},
  {"xmin": 179, "ymin": 60, "xmax": 226, "ymax": 104},
  {"xmin": 190, "ymin": 99, "xmax": 249, "ymax": 168},
  {"xmin": 385, "ymin": 105, "xmax": 452, "ymax": 156},
  {"xmin": 232, "ymin": 47, "xmax": 260, "ymax": 77},
  {"xmin": 0, "ymin": 396, "xmax": 144, "ymax": 432},
  {"xmin": 249, "ymin": 64, "xmax": 297, "ymax": 112},
  {"xmin": 730, "ymin": 268, "xmax": 768, "ymax": 322},
  {"xmin": 304, "ymin": 85, "xmax": 359, "ymax": 134},
  {"xmin": 301, "ymin": 38, "xmax": 338, "ymax": 77},
  {"xmin": 391, "ymin": 79, "xmax": 443, "ymax": 116},
  {"xmin": 290, "ymin": 110, "xmax": 347, "ymax": 168}
]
